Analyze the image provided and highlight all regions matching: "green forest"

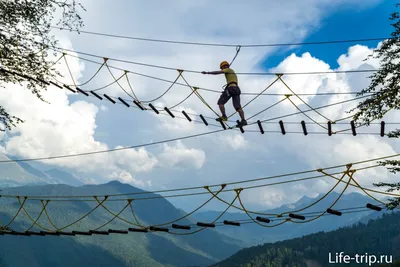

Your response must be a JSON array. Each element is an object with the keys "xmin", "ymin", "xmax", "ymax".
[{"xmin": 212, "ymin": 211, "xmax": 400, "ymax": 267}]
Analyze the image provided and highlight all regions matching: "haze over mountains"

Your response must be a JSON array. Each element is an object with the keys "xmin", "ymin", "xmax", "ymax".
[
  {"xmin": 0, "ymin": 180, "xmax": 241, "ymax": 267},
  {"xmin": 0, "ymin": 154, "xmax": 84, "ymax": 187},
  {"xmin": 0, "ymin": 153, "xmax": 390, "ymax": 266}
]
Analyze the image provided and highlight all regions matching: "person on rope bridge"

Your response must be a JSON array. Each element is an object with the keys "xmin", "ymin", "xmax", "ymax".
[{"xmin": 202, "ymin": 61, "xmax": 247, "ymax": 127}]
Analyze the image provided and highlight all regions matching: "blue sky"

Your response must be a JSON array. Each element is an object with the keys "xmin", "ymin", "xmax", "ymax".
[
  {"xmin": 1, "ymin": 0, "xmax": 399, "ymax": 213},
  {"xmin": 262, "ymin": 0, "xmax": 395, "ymax": 70}
]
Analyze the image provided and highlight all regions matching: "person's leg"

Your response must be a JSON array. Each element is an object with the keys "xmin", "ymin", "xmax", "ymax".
[
  {"xmin": 217, "ymin": 91, "xmax": 230, "ymax": 121},
  {"xmin": 237, "ymin": 107, "xmax": 245, "ymax": 120},
  {"xmin": 232, "ymin": 90, "xmax": 247, "ymax": 126},
  {"xmin": 233, "ymin": 100, "xmax": 246, "ymax": 125},
  {"xmin": 219, "ymin": 104, "xmax": 226, "ymax": 117}
]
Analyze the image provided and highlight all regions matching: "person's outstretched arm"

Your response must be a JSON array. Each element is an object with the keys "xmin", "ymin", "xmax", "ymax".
[{"xmin": 202, "ymin": 70, "xmax": 223, "ymax": 75}]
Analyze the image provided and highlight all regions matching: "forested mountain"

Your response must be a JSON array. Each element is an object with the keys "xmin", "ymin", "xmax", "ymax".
[
  {"xmin": 211, "ymin": 212, "xmax": 400, "ymax": 267},
  {"xmin": 0, "ymin": 181, "xmax": 241, "ymax": 267},
  {"xmin": 0, "ymin": 153, "xmax": 393, "ymax": 266},
  {"xmin": 193, "ymin": 191, "xmax": 382, "ymax": 246}
]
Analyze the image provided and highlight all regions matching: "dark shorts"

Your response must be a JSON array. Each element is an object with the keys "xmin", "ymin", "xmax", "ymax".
[{"xmin": 217, "ymin": 86, "xmax": 241, "ymax": 110}]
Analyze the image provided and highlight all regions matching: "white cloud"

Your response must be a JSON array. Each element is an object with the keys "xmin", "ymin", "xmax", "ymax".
[
  {"xmin": 337, "ymin": 44, "xmax": 382, "ymax": 71},
  {"xmin": 0, "ymin": 34, "xmax": 156, "ymax": 187},
  {"xmin": 218, "ymin": 133, "xmax": 248, "ymax": 150},
  {"xmin": 157, "ymin": 140, "xmax": 206, "ymax": 169},
  {"xmin": 1, "ymin": 0, "xmax": 396, "ymax": 212},
  {"xmin": 68, "ymin": 0, "xmax": 371, "ymax": 116},
  {"xmin": 113, "ymin": 147, "xmax": 158, "ymax": 173},
  {"xmin": 250, "ymin": 43, "xmax": 399, "ymax": 204},
  {"xmin": 242, "ymin": 187, "xmax": 289, "ymax": 209},
  {"xmin": 186, "ymin": 41, "xmax": 397, "ymax": 210},
  {"xmin": 108, "ymin": 171, "xmax": 149, "ymax": 187},
  {"xmin": 153, "ymin": 104, "xmax": 201, "ymax": 134}
]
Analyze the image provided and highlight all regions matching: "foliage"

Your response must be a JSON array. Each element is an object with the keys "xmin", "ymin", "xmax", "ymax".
[
  {"xmin": 349, "ymin": 3, "xmax": 400, "ymax": 210},
  {"xmin": 0, "ymin": 225, "xmax": 13, "ymax": 231},
  {"xmin": 380, "ymin": 259, "xmax": 400, "ymax": 266},
  {"xmin": 212, "ymin": 212, "xmax": 400, "ymax": 267},
  {"xmin": 0, "ymin": 0, "xmax": 85, "ymax": 131}
]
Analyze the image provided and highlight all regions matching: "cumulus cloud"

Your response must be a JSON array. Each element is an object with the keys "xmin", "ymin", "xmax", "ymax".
[
  {"xmin": 68, "ymin": 0, "xmax": 372, "ymax": 120},
  {"xmin": 157, "ymin": 140, "xmax": 206, "ymax": 169},
  {"xmin": 108, "ymin": 170, "xmax": 151, "ymax": 187},
  {"xmin": 218, "ymin": 133, "xmax": 248, "ymax": 150},
  {"xmin": 1, "ymin": 0, "xmax": 396, "ymax": 211},
  {"xmin": 197, "ymin": 41, "xmax": 398, "ymax": 209},
  {"xmin": 152, "ymin": 103, "xmax": 202, "ymax": 134},
  {"xmin": 252, "ymin": 43, "xmax": 398, "ymax": 203},
  {"xmin": 337, "ymin": 44, "xmax": 382, "ymax": 71},
  {"xmin": 0, "ymin": 34, "xmax": 158, "ymax": 187}
]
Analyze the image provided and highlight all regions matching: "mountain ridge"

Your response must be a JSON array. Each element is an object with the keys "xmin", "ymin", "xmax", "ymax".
[
  {"xmin": 211, "ymin": 211, "xmax": 400, "ymax": 267},
  {"xmin": 0, "ymin": 181, "xmax": 242, "ymax": 267}
]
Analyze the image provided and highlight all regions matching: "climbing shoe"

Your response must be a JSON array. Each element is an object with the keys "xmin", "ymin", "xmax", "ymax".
[
  {"xmin": 216, "ymin": 115, "xmax": 228, "ymax": 122},
  {"xmin": 237, "ymin": 119, "xmax": 247, "ymax": 127}
]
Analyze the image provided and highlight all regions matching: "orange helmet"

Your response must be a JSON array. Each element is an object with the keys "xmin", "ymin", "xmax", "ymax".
[{"xmin": 220, "ymin": 61, "xmax": 229, "ymax": 69}]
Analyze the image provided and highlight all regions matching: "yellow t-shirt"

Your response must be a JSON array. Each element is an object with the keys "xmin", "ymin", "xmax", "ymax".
[{"xmin": 222, "ymin": 68, "xmax": 238, "ymax": 87}]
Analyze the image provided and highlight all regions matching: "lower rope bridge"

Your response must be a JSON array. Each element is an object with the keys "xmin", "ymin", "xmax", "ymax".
[{"xmin": 0, "ymin": 157, "xmax": 396, "ymax": 237}]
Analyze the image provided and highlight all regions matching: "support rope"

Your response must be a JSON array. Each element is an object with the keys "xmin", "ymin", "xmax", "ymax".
[
  {"xmin": 226, "ymin": 76, "xmax": 281, "ymax": 119},
  {"xmin": 247, "ymin": 97, "xmax": 287, "ymax": 120},
  {"xmin": 129, "ymin": 202, "xmax": 146, "ymax": 229},
  {"xmin": 152, "ymin": 185, "xmax": 226, "ymax": 227},
  {"xmin": 236, "ymin": 189, "xmax": 288, "ymax": 228},
  {"xmin": 104, "ymin": 59, "xmax": 135, "ymax": 99},
  {"xmin": 5, "ymin": 197, "xmax": 27, "ymax": 227},
  {"xmin": 18, "ymin": 198, "xmax": 53, "ymax": 231},
  {"xmin": 125, "ymin": 72, "xmax": 141, "ymax": 103},
  {"xmin": 43, "ymin": 202, "xmax": 61, "ymax": 231},
  {"xmin": 286, "ymin": 96, "xmax": 328, "ymax": 130},
  {"xmin": 25, "ymin": 200, "xmax": 49, "ymax": 232},
  {"xmin": 279, "ymin": 76, "xmax": 331, "ymax": 121},
  {"xmin": 180, "ymin": 73, "xmax": 231, "ymax": 128},
  {"xmin": 291, "ymin": 170, "xmax": 354, "ymax": 224},
  {"xmin": 229, "ymin": 46, "xmax": 241, "ymax": 66},
  {"xmin": 92, "ymin": 200, "xmax": 132, "ymax": 231},
  {"xmin": 40, "ymin": 197, "xmax": 110, "ymax": 231},
  {"xmin": 168, "ymin": 190, "xmax": 239, "ymax": 236},
  {"xmin": 278, "ymin": 165, "xmax": 352, "ymax": 216},
  {"xmin": 94, "ymin": 197, "xmax": 141, "ymax": 227},
  {"xmin": 63, "ymin": 55, "xmax": 77, "ymax": 88},
  {"xmin": 140, "ymin": 70, "xmax": 183, "ymax": 103}
]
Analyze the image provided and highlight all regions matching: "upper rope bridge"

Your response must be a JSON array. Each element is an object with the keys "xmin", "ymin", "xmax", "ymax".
[
  {"xmin": 1, "ymin": 26, "xmax": 392, "ymax": 138},
  {"xmin": 0, "ymin": 30, "xmax": 396, "ymax": 164},
  {"xmin": 0, "ymin": 50, "xmax": 391, "ymax": 137}
]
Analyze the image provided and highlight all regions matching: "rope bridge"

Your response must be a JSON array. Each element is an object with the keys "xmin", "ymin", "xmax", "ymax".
[{"xmin": 0, "ymin": 154, "xmax": 398, "ymax": 237}]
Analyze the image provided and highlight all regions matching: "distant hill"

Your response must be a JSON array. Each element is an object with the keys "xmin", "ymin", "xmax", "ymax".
[
  {"xmin": 0, "ymin": 181, "xmax": 241, "ymax": 267},
  {"xmin": 211, "ymin": 211, "xmax": 400, "ymax": 267},
  {"xmin": 0, "ymin": 154, "xmax": 48, "ymax": 187},
  {"xmin": 2, "ymin": 154, "xmax": 84, "ymax": 187},
  {"xmin": 44, "ymin": 168, "xmax": 84, "ymax": 186},
  {"xmin": 192, "ymin": 192, "xmax": 383, "ymax": 246}
]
